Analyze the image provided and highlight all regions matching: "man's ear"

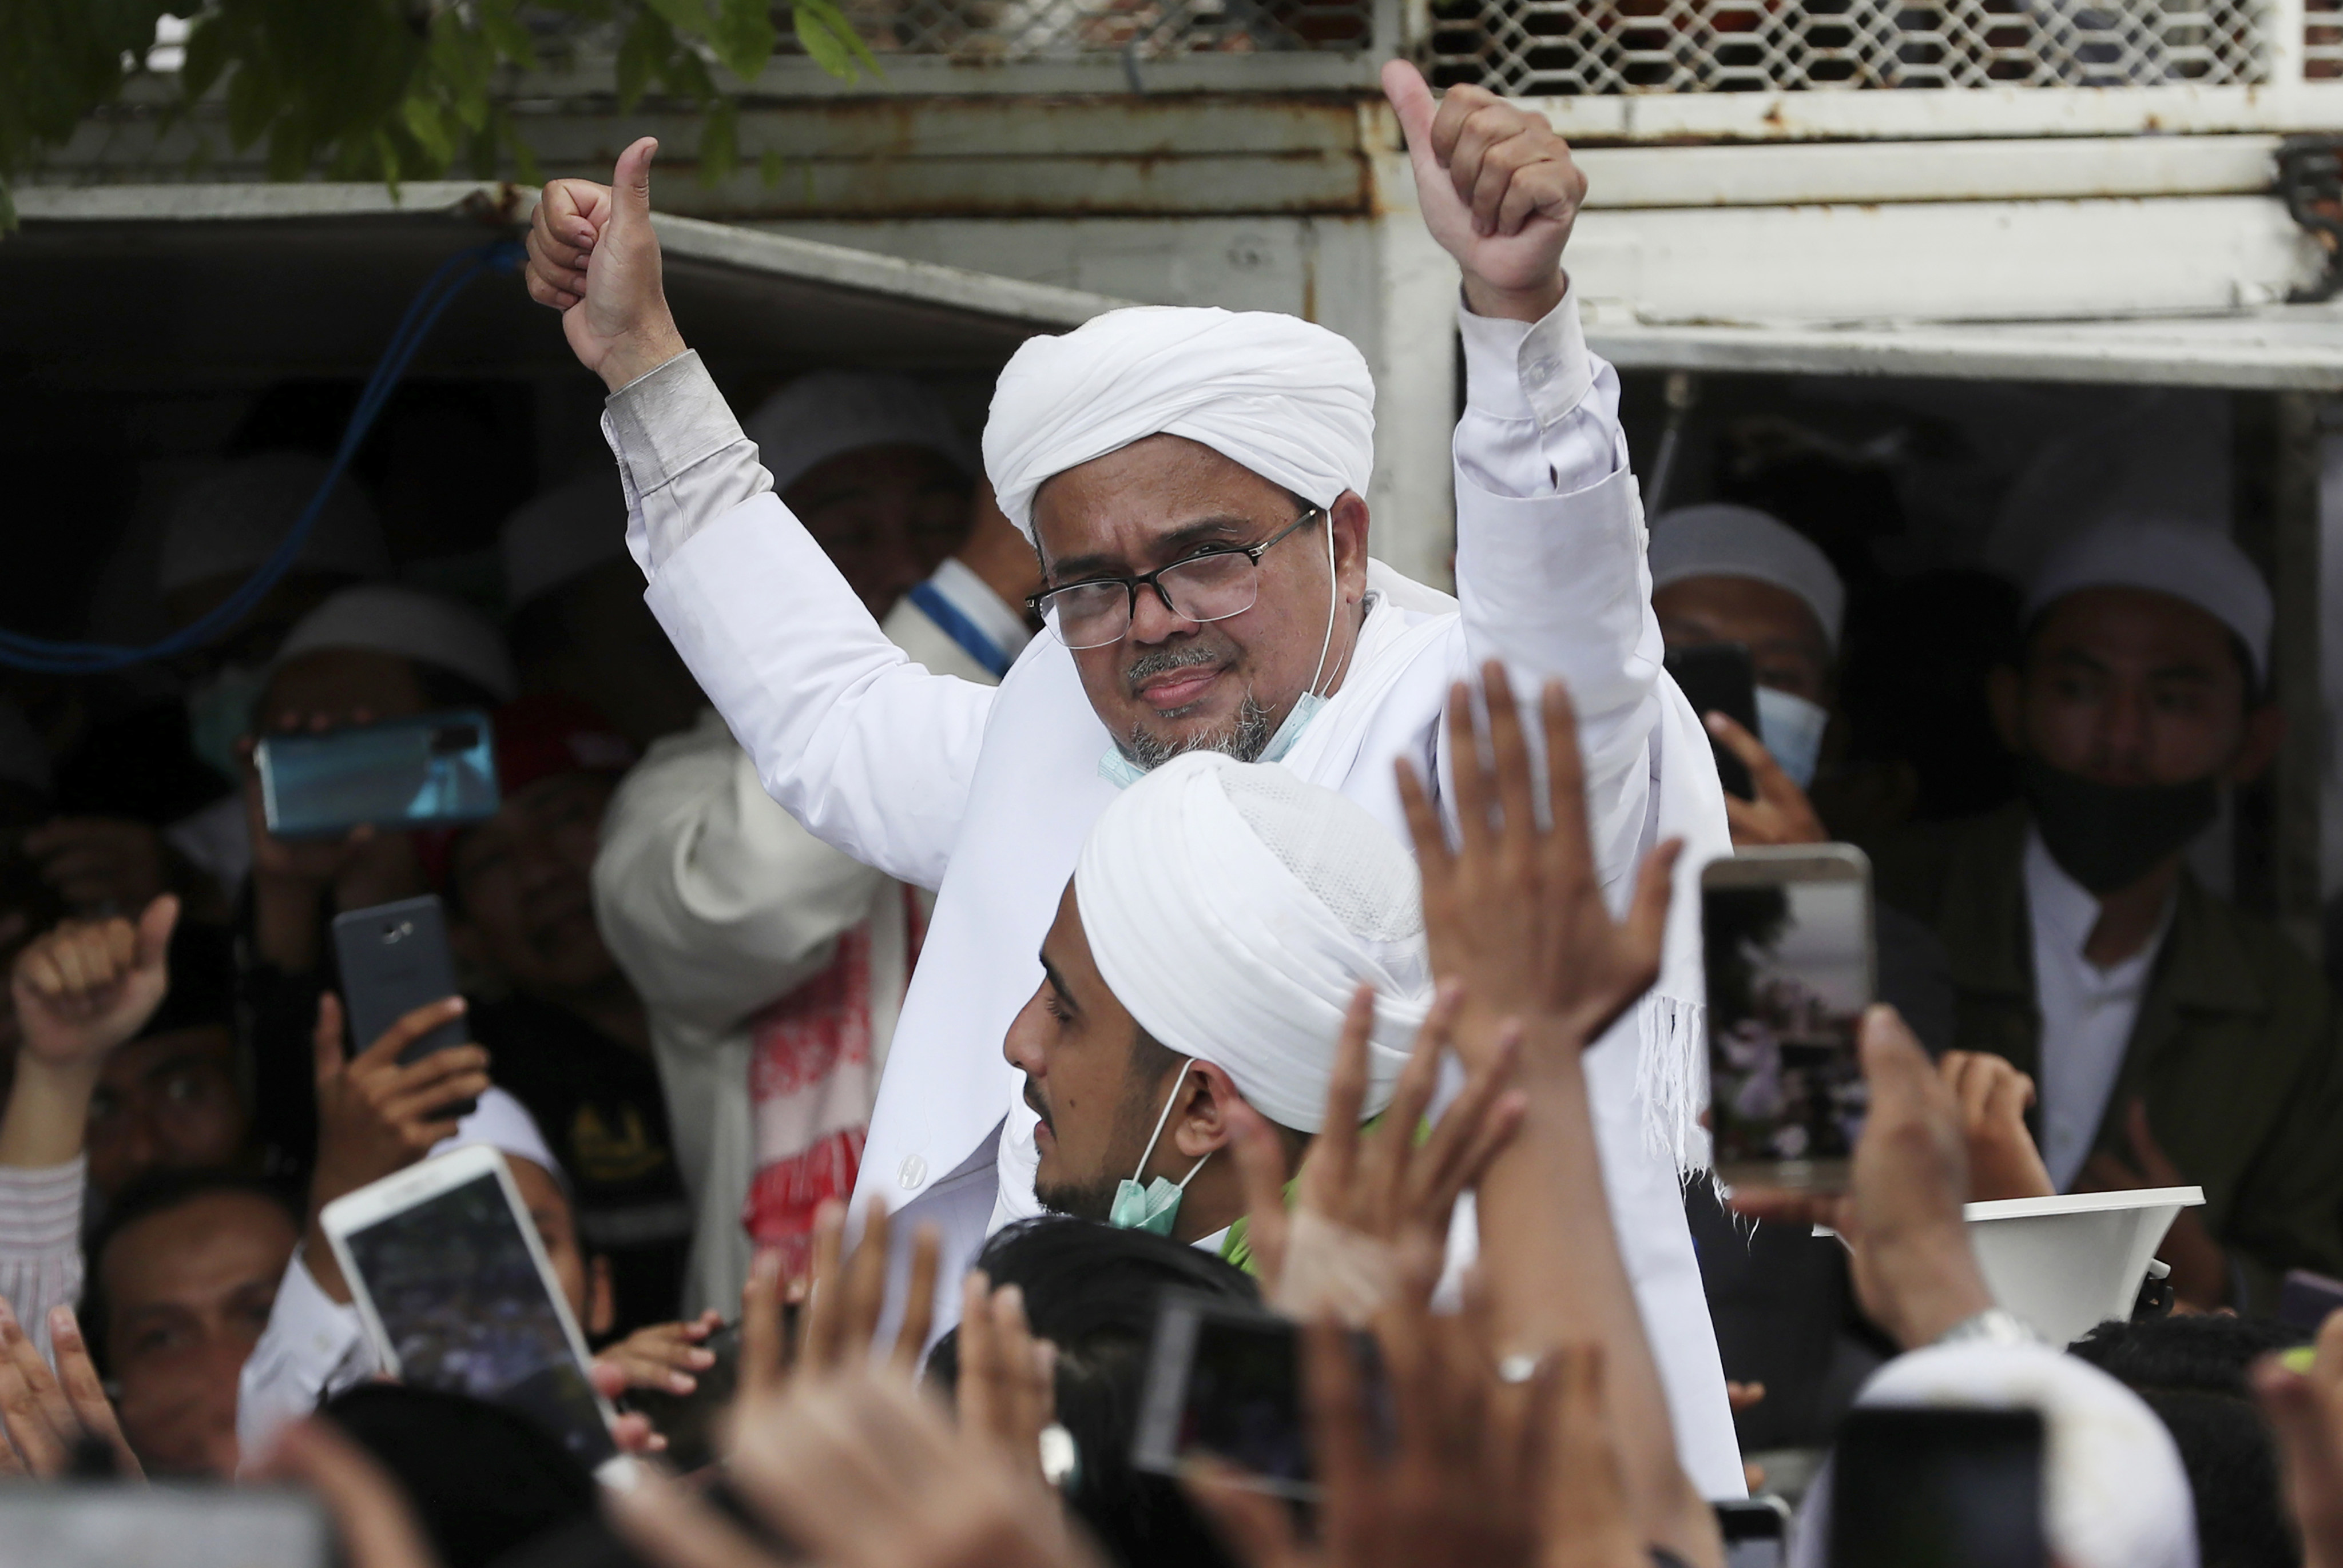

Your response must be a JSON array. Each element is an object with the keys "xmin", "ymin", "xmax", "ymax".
[
  {"xmin": 1329, "ymin": 491, "xmax": 1371, "ymax": 604},
  {"xmin": 587, "ymin": 1253, "xmax": 615, "ymax": 1338},
  {"xmin": 1169, "ymin": 1061, "xmax": 1246, "ymax": 1160},
  {"xmin": 2227, "ymin": 701, "xmax": 2285, "ymax": 787},
  {"xmin": 1987, "ymin": 664, "xmax": 2026, "ymax": 755}
]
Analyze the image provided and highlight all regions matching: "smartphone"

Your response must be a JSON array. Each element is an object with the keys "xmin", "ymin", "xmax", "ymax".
[
  {"xmin": 320, "ymin": 1144, "xmax": 622, "ymax": 1475},
  {"xmin": 1703, "ymin": 845, "xmax": 1875, "ymax": 1192},
  {"xmin": 256, "ymin": 709, "xmax": 499, "ymax": 841},
  {"xmin": 1666, "ymin": 643, "xmax": 1761, "ymax": 799},
  {"xmin": 1716, "ymin": 1497, "xmax": 1792, "ymax": 1568},
  {"xmin": 0, "ymin": 1485, "xmax": 327, "ymax": 1568},
  {"xmin": 1131, "ymin": 1290, "xmax": 1387, "ymax": 1501},
  {"xmin": 332, "ymin": 894, "xmax": 475, "ymax": 1108},
  {"xmin": 1829, "ymin": 1406, "xmax": 2046, "ymax": 1568},
  {"xmin": 2279, "ymin": 1268, "xmax": 2343, "ymax": 1333}
]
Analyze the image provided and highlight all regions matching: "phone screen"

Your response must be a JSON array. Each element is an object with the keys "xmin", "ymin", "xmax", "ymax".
[
  {"xmin": 1829, "ymin": 1407, "xmax": 2046, "ymax": 1568},
  {"xmin": 1133, "ymin": 1293, "xmax": 1387, "ymax": 1500},
  {"xmin": 0, "ymin": 1486, "xmax": 327, "ymax": 1568},
  {"xmin": 1703, "ymin": 854, "xmax": 1872, "ymax": 1189},
  {"xmin": 341, "ymin": 1169, "xmax": 614, "ymax": 1467},
  {"xmin": 1666, "ymin": 643, "xmax": 1761, "ymax": 800},
  {"xmin": 257, "ymin": 709, "xmax": 499, "ymax": 841}
]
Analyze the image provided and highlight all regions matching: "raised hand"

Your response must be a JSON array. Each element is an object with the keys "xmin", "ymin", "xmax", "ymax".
[
  {"xmin": 0, "ymin": 1297, "xmax": 142, "ymax": 1479},
  {"xmin": 303, "ymin": 992, "xmax": 491, "ymax": 1303},
  {"xmin": 1396, "ymin": 663, "xmax": 1679, "ymax": 1069},
  {"xmin": 522, "ymin": 137, "xmax": 688, "ymax": 390},
  {"xmin": 1380, "ymin": 61, "xmax": 1585, "ymax": 320},
  {"xmin": 2254, "ymin": 1308, "xmax": 2343, "ymax": 1568},
  {"xmin": 1729, "ymin": 1006, "xmax": 1995, "ymax": 1351},
  {"xmin": 10, "ymin": 897, "xmax": 177, "ymax": 1075},
  {"xmin": 1, "ymin": 897, "xmax": 180, "ymax": 1170},
  {"xmin": 1703, "ymin": 714, "xmax": 1829, "ymax": 848},
  {"xmin": 1224, "ymin": 980, "xmax": 1525, "ymax": 1323},
  {"xmin": 736, "ymin": 1198, "xmax": 943, "ymax": 1400},
  {"xmin": 1937, "ymin": 1050, "xmax": 2054, "ymax": 1203}
]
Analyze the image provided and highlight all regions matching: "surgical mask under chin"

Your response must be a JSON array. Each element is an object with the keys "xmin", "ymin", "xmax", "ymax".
[
  {"xmin": 1108, "ymin": 1058, "xmax": 1211, "ymax": 1237},
  {"xmin": 1754, "ymin": 684, "xmax": 1829, "ymax": 791},
  {"xmin": 186, "ymin": 663, "xmax": 267, "ymax": 784}
]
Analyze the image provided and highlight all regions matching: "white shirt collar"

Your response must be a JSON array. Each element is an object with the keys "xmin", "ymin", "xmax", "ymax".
[{"xmin": 2022, "ymin": 827, "xmax": 2174, "ymax": 986}]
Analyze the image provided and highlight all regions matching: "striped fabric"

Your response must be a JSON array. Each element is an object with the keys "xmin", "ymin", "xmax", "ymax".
[{"xmin": 0, "ymin": 1157, "xmax": 86, "ymax": 1369}]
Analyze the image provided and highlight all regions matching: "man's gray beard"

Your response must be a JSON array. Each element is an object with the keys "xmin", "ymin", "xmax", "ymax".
[{"xmin": 1117, "ymin": 692, "xmax": 1275, "ymax": 771}]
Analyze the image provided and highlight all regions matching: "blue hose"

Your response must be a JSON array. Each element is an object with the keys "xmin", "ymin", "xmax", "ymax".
[{"xmin": 0, "ymin": 238, "xmax": 529, "ymax": 675}]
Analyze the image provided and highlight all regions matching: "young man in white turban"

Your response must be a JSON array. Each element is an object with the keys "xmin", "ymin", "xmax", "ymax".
[{"xmin": 520, "ymin": 61, "xmax": 1742, "ymax": 1493}]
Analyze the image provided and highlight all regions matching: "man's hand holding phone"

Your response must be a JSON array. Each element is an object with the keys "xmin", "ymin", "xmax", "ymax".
[
  {"xmin": 1729, "ymin": 1008, "xmax": 1996, "ymax": 1351},
  {"xmin": 303, "ymin": 992, "xmax": 490, "ymax": 1304},
  {"xmin": 1703, "ymin": 712, "xmax": 1829, "ymax": 848},
  {"xmin": 240, "ymin": 719, "xmax": 427, "ymax": 976}
]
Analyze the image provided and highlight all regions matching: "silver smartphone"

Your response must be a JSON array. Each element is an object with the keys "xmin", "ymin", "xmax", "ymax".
[
  {"xmin": 1702, "ymin": 845, "xmax": 1876, "ymax": 1192},
  {"xmin": 319, "ymin": 1144, "xmax": 623, "ymax": 1478},
  {"xmin": 255, "ymin": 709, "xmax": 499, "ymax": 841},
  {"xmin": 0, "ymin": 1485, "xmax": 327, "ymax": 1568}
]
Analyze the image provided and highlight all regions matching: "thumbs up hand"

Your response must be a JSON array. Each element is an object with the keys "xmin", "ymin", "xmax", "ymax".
[
  {"xmin": 1380, "ymin": 60, "xmax": 1586, "ymax": 323},
  {"xmin": 525, "ymin": 137, "xmax": 689, "ymax": 391},
  {"xmin": 10, "ymin": 897, "xmax": 179, "ymax": 1077}
]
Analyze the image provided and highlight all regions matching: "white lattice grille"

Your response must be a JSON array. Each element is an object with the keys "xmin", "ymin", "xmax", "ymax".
[
  {"xmin": 803, "ymin": 0, "xmax": 1373, "ymax": 59},
  {"xmin": 1423, "ymin": 0, "xmax": 2273, "ymax": 94}
]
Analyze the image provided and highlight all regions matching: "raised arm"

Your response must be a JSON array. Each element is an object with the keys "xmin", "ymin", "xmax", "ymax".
[
  {"xmin": 525, "ymin": 144, "xmax": 993, "ymax": 888},
  {"xmin": 1383, "ymin": 65, "xmax": 1661, "ymax": 871}
]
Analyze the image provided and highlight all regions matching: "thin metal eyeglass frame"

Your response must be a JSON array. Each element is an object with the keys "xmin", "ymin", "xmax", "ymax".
[{"xmin": 1025, "ymin": 507, "xmax": 1329, "ymax": 650}]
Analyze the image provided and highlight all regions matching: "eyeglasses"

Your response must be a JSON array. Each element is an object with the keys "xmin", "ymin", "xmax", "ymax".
[{"xmin": 1026, "ymin": 508, "xmax": 1327, "ymax": 651}]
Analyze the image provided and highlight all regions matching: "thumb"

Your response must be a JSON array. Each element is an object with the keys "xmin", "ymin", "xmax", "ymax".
[
  {"xmin": 313, "ymin": 992, "xmax": 347, "ymax": 1085},
  {"xmin": 612, "ymin": 136, "xmax": 659, "ymax": 228},
  {"xmin": 132, "ymin": 894, "xmax": 180, "ymax": 973},
  {"xmin": 1380, "ymin": 59, "xmax": 1437, "ymax": 159}
]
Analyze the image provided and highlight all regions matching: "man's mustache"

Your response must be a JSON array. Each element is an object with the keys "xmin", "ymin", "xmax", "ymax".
[
  {"xmin": 1123, "ymin": 638, "xmax": 1227, "ymax": 695},
  {"xmin": 1022, "ymin": 1077, "xmax": 1053, "ymax": 1132}
]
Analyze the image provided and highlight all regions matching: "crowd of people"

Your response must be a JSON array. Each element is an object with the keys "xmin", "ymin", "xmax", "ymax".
[{"xmin": 3, "ymin": 57, "xmax": 2343, "ymax": 1568}]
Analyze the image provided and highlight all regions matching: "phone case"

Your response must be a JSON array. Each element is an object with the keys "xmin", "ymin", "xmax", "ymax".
[
  {"xmin": 331, "ymin": 895, "xmax": 469, "ymax": 1079},
  {"xmin": 256, "ymin": 709, "xmax": 499, "ymax": 841}
]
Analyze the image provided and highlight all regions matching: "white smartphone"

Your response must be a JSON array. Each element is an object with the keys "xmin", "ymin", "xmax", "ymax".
[{"xmin": 319, "ymin": 1144, "xmax": 621, "ymax": 1474}]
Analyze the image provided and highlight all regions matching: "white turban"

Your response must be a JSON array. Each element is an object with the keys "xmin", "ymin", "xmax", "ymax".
[
  {"xmin": 2024, "ymin": 517, "xmax": 2272, "ymax": 684},
  {"xmin": 983, "ymin": 307, "xmax": 1375, "ymax": 545},
  {"xmin": 501, "ymin": 468, "xmax": 629, "ymax": 611},
  {"xmin": 1649, "ymin": 503, "xmax": 1845, "ymax": 651},
  {"xmin": 1072, "ymin": 753, "xmax": 1429, "ymax": 1133},
  {"xmin": 158, "ymin": 452, "xmax": 390, "ymax": 596},
  {"xmin": 745, "ymin": 370, "xmax": 974, "ymax": 499},
  {"xmin": 431, "ymin": 1086, "xmax": 567, "ymax": 1195},
  {"xmin": 275, "ymin": 584, "xmax": 518, "ymax": 703},
  {"xmin": 1792, "ymin": 1342, "xmax": 2198, "ymax": 1568}
]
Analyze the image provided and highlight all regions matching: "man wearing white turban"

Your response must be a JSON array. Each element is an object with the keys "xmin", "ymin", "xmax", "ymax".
[
  {"xmin": 522, "ymin": 60, "xmax": 1741, "ymax": 1494},
  {"xmin": 1011, "ymin": 753, "xmax": 1433, "ymax": 1239}
]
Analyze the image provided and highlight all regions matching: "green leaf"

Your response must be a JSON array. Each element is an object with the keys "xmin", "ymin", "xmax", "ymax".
[
  {"xmin": 614, "ymin": 7, "xmax": 666, "ymax": 109},
  {"xmin": 793, "ymin": 1, "xmax": 880, "ymax": 79},
  {"xmin": 503, "ymin": 107, "xmax": 545, "ymax": 185},
  {"xmin": 223, "ymin": 59, "xmax": 272, "ymax": 150},
  {"xmin": 180, "ymin": 11, "xmax": 231, "ymax": 101},
  {"xmin": 644, "ymin": 0, "xmax": 713, "ymax": 34},
  {"xmin": 708, "ymin": 0, "xmax": 777, "ymax": 81},
  {"xmin": 401, "ymin": 93, "xmax": 453, "ymax": 168},
  {"xmin": 759, "ymin": 146, "xmax": 782, "ymax": 185},
  {"xmin": 698, "ymin": 96, "xmax": 738, "ymax": 185},
  {"xmin": 479, "ymin": 0, "xmax": 538, "ymax": 65}
]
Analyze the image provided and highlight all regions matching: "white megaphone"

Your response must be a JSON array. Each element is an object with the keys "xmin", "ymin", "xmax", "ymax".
[{"xmin": 1961, "ymin": 1186, "xmax": 2206, "ymax": 1348}]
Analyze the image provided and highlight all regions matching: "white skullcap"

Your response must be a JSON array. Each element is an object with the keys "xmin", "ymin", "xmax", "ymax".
[
  {"xmin": 500, "ymin": 468, "xmax": 630, "ymax": 611},
  {"xmin": 2023, "ymin": 518, "xmax": 2272, "ymax": 684},
  {"xmin": 158, "ymin": 452, "xmax": 391, "ymax": 596},
  {"xmin": 744, "ymin": 370, "xmax": 974, "ymax": 500},
  {"xmin": 275, "ymin": 584, "xmax": 518, "ymax": 702},
  {"xmin": 1794, "ymin": 1342, "xmax": 2197, "ymax": 1568},
  {"xmin": 1649, "ymin": 504, "xmax": 1845, "ymax": 651},
  {"xmin": 430, "ymin": 1086, "xmax": 568, "ymax": 1195},
  {"xmin": 983, "ymin": 307, "xmax": 1375, "ymax": 546},
  {"xmin": 1073, "ymin": 753, "xmax": 1429, "ymax": 1133},
  {"xmin": 0, "ymin": 700, "xmax": 52, "ymax": 797}
]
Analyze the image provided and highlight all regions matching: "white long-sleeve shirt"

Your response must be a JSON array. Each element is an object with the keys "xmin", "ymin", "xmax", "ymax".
[
  {"xmin": 598, "ymin": 292, "xmax": 1744, "ymax": 1497},
  {"xmin": 0, "ymin": 1158, "xmax": 85, "ymax": 1368}
]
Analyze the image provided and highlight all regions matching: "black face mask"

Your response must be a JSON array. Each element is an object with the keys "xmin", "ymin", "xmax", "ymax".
[{"xmin": 2018, "ymin": 755, "xmax": 2219, "ymax": 896}]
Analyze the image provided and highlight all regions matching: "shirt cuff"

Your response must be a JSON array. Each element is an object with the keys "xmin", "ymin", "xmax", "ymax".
[
  {"xmin": 601, "ymin": 350, "xmax": 755, "ymax": 497},
  {"xmin": 1456, "ymin": 288, "xmax": 1594, "ymax": 432},
  {"xmin": 271, "ymin": 1251, "xmax": 368, "ymax": 1367},
  {"xmin": 0, "ymin": 1157, "xmax": 86, "ymax": 1249}
]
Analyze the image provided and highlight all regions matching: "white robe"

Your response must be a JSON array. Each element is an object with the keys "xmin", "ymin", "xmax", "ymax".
[{"xmin": 607, "ymin": 294, "xmax": 1744, "ymax": 1497}]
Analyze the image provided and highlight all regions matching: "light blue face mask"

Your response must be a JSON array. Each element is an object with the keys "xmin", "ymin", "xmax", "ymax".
[
  {"xmin": 186, "ymin": 663, "xmax": 267, "ymax": 784},
  {"xmin": 1754, "ymin": 683, "xmax": 1830, "ymax": 792},
  {"xmin": 1107, "ymin": 1058, "xmax": 1211, "ymax": 1236}
]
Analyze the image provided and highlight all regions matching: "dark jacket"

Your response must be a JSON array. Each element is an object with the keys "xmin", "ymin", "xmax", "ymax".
[{"xmin": 1875, "ymin": 805, "xmax": 2343, "ymax": 1308}]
